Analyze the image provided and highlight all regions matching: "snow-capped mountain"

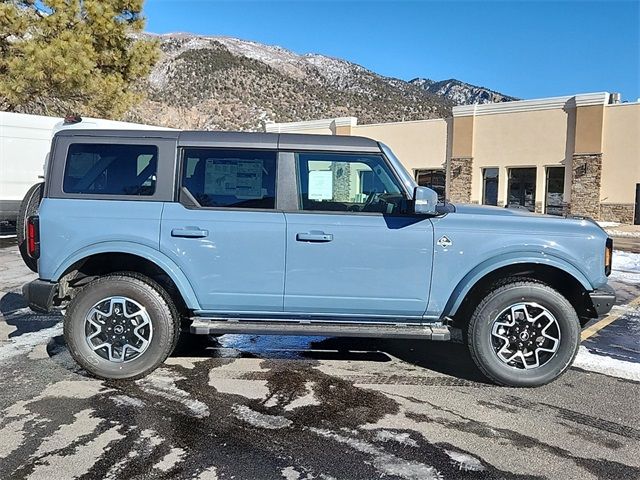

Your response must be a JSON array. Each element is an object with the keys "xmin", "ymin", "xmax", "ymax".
[
  {"xmin": 128, "ymin": 33, "xmax": 515, "ymax": 131},
  {"xmin": 409, "ymin": 78, "xmax": 517, "ymax": 105}
]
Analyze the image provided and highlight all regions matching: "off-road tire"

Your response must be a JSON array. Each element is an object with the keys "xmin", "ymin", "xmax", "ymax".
[
  {"xmin": 17, "ymin": 182, "xmax": 44, "ymax": 272},
  {"xmin": 64, "ymin": 273, "xmax": 180, "ymax": 380},
  {"xmin": 467, "ymin": 280, "xmax": 580, "ymax": 387}
]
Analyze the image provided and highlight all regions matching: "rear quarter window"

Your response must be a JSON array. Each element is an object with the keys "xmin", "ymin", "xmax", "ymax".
[{"xmin": 63, "ymin": 143, "xmax": 158, "ymax": 196}]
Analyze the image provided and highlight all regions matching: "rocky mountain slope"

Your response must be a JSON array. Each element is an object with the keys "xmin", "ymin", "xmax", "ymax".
[
  {"xmin": 409, "ymin": 78, "xmax": 518, "ymax": 105},
  {"xmin": 127, "ymin": 33, "xmax": 515, "ymax": 131}
]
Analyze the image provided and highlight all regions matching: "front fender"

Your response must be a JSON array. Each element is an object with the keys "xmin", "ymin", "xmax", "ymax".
[
  {"xmin": 51, "ymin": 241, "xmax": 200, "ymax": 310},
  {"xmin": 442, "ymin": 251, "xmax": 593, "ymax": 317}
]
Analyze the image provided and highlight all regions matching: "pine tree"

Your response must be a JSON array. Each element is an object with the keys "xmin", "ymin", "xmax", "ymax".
[{"xmin": 0, "ymin": 0, "xmax": 159, "ymax": 118}]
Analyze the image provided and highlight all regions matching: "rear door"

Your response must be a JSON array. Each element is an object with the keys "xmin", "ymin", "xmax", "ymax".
[
  {"xmin": 160, "ymin": 146, "xmax": 285, "ymax": 313},
  {"xmin": 283, "ymin": 151, "xmax": 434, "ymax": 319}
]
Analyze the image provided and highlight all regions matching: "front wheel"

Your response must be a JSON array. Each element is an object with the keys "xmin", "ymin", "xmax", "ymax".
[
  {"xmin": 467, "ymin": 280, "xmax": 580, "ymax": 387},
  {"xmin": 64, "ymin": 273, "xmax": 180, "ymax": 380}
]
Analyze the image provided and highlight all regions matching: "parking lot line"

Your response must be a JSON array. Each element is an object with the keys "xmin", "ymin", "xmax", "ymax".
[{"xmin": 581, "ymin": 294, "xmax": 640, "ymax": 341}]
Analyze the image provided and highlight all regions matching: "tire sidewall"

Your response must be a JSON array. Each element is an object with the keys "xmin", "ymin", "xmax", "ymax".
[
  {"xmin": 17, "ymin": 182, "xmax": 44, "ymax": 273},
  {"xmin": 65, "ymin": 277, "xmax": 175, "ymax": 379},
  {"xmin": 470, "ymin": 284, "xmax": 580, "ymax": 387}
]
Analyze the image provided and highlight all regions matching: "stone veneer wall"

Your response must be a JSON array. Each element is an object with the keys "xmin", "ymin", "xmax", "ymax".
[
  {"xmin": 600, "ymin": 203, "xmax": 636, "ymax": 224},
  {"xmin": 568, "ymin": 153, "xmax": 602, "ymax": 219},
  {"xmin": 448, "ymin": 157, "xmax": 473, "ymax": 203},
  {"xmin": 332, "ymin": 162, "xmax": 352, "ymax": 202}
]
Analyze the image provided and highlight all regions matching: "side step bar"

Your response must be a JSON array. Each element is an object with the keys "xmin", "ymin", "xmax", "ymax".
[{"xmin": 189, "ymin": 319, "xmax": 450, "ymax": 341}]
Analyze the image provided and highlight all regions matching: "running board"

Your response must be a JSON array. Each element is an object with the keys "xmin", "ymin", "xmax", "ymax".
[{"xmin": 189, "ymin": 319, "xmax": 450, "ymax": 341}]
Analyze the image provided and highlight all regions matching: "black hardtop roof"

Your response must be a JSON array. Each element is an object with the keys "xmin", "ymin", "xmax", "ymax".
[{"xmin": 54, "ymin": 129, "xmax": 381, "ymax": 152}]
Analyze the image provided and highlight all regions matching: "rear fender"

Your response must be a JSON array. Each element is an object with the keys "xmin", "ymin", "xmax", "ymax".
[{"xmin": 52, "ymin": 241, "xmax": 200, "ymax": 310}]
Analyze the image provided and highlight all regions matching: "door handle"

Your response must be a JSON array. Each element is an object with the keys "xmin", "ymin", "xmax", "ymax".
[
  {"xmin": 171, "ymin": 227, "xmax": 209, "ymax": 238},
  {"xmin": 296, "ymin": 232, "xmax": 333, "ymax": 243}
]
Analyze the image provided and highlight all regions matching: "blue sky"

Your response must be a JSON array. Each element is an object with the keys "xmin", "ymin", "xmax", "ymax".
[{"xmin": 144, "ymin": 1, "xmax": 640, "ymax": 101}]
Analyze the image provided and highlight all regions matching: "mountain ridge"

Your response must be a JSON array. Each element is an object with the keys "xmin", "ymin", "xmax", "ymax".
[{"xmin": 126, "ymin": 32, "xmax": 516, "ymax": 131}]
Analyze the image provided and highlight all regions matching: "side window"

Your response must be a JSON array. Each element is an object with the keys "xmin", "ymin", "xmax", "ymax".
[
  {"xmin": 181, "ymin": 148, "xmax": 277, "ymax": 209},
  {"xmin": 296, "ymin": 152, "xmax": 408, "ymax": 213},
  {"xmin": 63, "ymin": 143, "xmax": 158, "ymax": 196}
]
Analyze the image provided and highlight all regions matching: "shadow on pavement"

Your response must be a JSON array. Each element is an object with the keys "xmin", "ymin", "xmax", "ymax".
[
  {"xmin": 0, "ymin": 291, "xmax": 61, "ymax": 338},
  {"xmin": 171, "ymin": 331, "xmax": 490, "ymax": 384}
]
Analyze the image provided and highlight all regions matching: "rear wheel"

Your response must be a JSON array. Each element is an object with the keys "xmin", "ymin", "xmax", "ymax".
[
  {"xmin": 64, "ymin": 273, "xmax": 180, "ymax": 380},
  {"xmin": 467, "ymin": 280, "xmax": 580, "ymax": 387},
  {"xmin": 17, "ymin": 182, "xmax": 44, "ymax": 272}
]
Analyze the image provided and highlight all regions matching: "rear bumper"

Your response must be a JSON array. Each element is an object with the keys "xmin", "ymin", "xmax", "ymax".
[
  {"xmin": 589, "ymin": 284, "xmax": 616, "ymax": 317},
  {"xmin": 22, "ymin": 279, "xmax": 58, "ymax": 313}
]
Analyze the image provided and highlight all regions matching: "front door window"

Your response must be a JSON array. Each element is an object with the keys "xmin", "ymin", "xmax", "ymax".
[
  {"xmin": 508, "ymin": 168, "xmax": 537, "ymax": 211},
  {"xmin": 296, "ymin": 152, "xmax": 408, "ymax": 214}
]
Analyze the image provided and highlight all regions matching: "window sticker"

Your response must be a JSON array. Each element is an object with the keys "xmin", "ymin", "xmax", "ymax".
[
  {"xmin": 204, "ymin": 159, "xmax": 263, "ymax": 198},
  {"xmin": 308, "ymin": 170, "xmax": 333, "ymax": 200}
]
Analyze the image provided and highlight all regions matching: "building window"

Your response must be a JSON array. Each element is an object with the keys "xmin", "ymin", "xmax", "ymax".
[
  {"xmin": 545, "ymin": 167, "xmax": 565, "ymax": 216},
  {"xmin": 482, "ymin": 168, "xmax": 499, "ymax": 206},
  {"xmin": 415, "ymin": 169, "xmax": 445, "ymax": 202},
  {"xmin": 508, "ymin": 167, "xmax": 537, "ymax": 212}
]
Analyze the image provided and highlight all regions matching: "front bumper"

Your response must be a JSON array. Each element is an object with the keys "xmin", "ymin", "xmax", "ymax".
[
  {"xmin": 22, "ymin": 279, "xmax": 58, "ymax": 314},
  {"xmin": 588, "ymin": 284, "xmax": 616, "ymax": 317}
]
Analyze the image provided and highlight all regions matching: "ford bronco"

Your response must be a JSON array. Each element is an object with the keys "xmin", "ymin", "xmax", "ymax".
[{"xmin": 21, "ymin": 130, "xmax": 615, "ymax": 386}]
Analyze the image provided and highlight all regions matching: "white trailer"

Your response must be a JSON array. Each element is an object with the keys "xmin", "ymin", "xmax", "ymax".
[{"xmin": 0, "ymin": 112, "xmax": 169, "ymax": 222}]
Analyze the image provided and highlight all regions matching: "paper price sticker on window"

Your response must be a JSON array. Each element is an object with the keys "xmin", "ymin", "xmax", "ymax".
[
  {"xmin": 308, "ymin": 170, "xmax": 333, "ymax": 200},
  {"xmin": 204, "ymin": 160, "xmax": 263, "ymax": 198}
]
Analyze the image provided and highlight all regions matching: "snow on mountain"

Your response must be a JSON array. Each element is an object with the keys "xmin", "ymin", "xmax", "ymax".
[{"xmin": 129, "ymin": 33, "xmax": 515, "ymax": 131}]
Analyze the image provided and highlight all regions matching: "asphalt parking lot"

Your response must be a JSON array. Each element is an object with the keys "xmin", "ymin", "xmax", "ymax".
[{"xmin": 1, "ymin": 234, "xmax": 639, "ymax": 480}]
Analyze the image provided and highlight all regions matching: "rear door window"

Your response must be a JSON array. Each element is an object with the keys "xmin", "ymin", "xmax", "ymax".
[
  {"xmin": 63, "ymin": 143, "xmax": 158, "ymax": 195},
  {"xmin": 181, "ymin": 148, "xmax": 277, "ymax": 209}
]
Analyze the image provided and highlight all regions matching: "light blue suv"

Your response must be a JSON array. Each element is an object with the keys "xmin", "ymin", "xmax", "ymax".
[{"xmin": 21, "ymin": 129, "xmax": 615, "ymax": 386}]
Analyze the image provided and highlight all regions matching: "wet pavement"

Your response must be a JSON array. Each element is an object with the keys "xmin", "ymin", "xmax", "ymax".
[{"xmin": 1, "ymin": 237, "xmax": 640, "ymax": 480}]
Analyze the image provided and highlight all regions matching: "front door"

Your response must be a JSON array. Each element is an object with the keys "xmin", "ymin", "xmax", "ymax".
[
  {"xmin": 284, "ymin": 151, "xmax": 434, "ymax": 318},
  {"xmin": 545, "ymin": 167, "xmax": 565, "ymax": 215},
  {"xmin": 160, "ymin": 147, "xmax": 285, "ymax": 312},
  {"xmin": 508, "ymin": 167, "xmax": 537, "ymax": 211}
]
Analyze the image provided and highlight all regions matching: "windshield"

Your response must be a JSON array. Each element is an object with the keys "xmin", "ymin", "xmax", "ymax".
[{"xmin": 379, "ymin": 143, "xmax": 417, "ymax": 196}]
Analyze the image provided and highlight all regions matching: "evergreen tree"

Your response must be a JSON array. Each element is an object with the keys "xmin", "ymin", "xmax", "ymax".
[{"xmin": 0, "ymin": 0, "xmax": 159, "ymax": 118}]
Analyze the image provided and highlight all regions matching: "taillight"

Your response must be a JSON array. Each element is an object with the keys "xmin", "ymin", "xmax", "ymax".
[
  {"xmin": 604, "ymin": 238, "xmax": 613, "ymax": 276},
  {"xmin": 26, "ymin": 216, "xmax": 40, "ymax": 259}
]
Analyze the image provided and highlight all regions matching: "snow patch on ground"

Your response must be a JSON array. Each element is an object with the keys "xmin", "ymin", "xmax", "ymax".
[
  {"xmin": 195, "ymin": 466, "xmax": 219, "ymax": 480},
  {"xmin": 573, "ymin": 346, "xmax": 640, "ymax": 382},
  {"xmin": 444, "ymin": 449, "xmax": 486, "ymax": 472},
  {"xmin": 374, "ymin": 430, "xmax": 419, "ymax": 447},
  {"xmin": 110, "ymin": 395, "xmax": 145, "ymax": 408},
  {"xmin": 606, "ymin": 230, "xmax": 640, "ymax": 238},
  {"xmin": 310, "ymin": 428, "xmax": 441, "ymax": 480},
  {"xmin": 137, "ymin": 369, "xmax": 209, "ymax": 418},
  {"xmin": 0, "ymin": 323, "xmax": 63, "ymax": 360},
  {"xmin": 154, "ymin": 447, "xmax": 186, "ymax": 472},
  {"xmin": 613, "ymin": 250, "xmax": 640, "ymax": 273},
  {"xmin": 232, "ymin": 404, "xmax": 292, "ymax": 429},
  {"xmin": 598, "ymin": 221, "xmax": 621, "ymax": 228},
  {"xmin": 610, "ymin": 250, "xmax": 640, "ymax": 282}
]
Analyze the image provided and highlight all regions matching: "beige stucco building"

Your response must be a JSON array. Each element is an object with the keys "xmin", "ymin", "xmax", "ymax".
[{"xmin": 266, "ymin": 92, "xmax": 640, "ymax": 224}]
